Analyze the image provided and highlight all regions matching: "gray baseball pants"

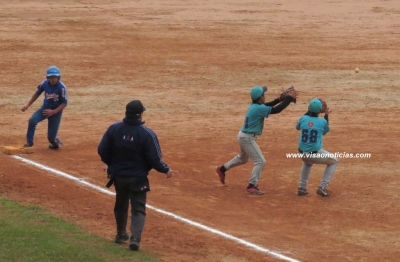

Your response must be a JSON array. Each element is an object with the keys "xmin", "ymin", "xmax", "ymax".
[
  {"xmin": 224, "ymin": 131, "xmax": 266, "ymax": 186},
  {"xmin": 299, "ymin": 148, "xmax": 338, "ymax": 189}
]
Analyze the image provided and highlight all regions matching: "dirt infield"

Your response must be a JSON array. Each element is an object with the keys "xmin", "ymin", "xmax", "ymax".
[{"xmin": 1, "ymin": 1, "xmax": 400, "ymax": 261}]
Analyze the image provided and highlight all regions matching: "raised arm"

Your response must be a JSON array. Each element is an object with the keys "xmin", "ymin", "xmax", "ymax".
[
  {"xmin": 270, "ymin": 96, "xmax": 294, "ymax": 114},
  {"xmin": 264, "ymin": 98, "xmax": 281, "ymax": 107}
]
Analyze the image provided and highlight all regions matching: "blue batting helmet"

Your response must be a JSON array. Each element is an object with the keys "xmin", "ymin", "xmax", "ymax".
[
  {"xmin": 46, "ymin": 66, "xmax": 61, "ymax": 77},
  {"xmin": 308, "ymin": 98, "xmax": 323, "ymax": 113}
]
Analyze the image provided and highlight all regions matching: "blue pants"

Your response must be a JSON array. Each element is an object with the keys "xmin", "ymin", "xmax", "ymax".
[{"xmin": 26, "ymin": 105, "xmax": 63, "ymax": 145}]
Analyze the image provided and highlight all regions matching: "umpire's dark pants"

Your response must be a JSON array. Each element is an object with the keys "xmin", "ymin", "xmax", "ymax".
[{"xmin": 114, "ymin": 176, "xmax": 147, "ymax": 242}]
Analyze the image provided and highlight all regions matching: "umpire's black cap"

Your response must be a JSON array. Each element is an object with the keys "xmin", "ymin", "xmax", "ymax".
[{"xmin": 126, "ymin": 100, "xmax": 146, "ymax": 118}]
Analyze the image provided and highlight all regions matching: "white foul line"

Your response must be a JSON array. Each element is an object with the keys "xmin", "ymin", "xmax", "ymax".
[{"xmin": 12, "ymin": 155, "xmax": 301, "ymax": 262}]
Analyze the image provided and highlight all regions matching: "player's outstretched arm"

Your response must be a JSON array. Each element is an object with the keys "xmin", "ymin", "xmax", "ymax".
[
  {"xmin": 270, "ymin": 96, "xmax": 294, "ymax": 114},
  {"xmin": 264, "ymin": 98, "xmax": 281, "ymax": 107}
]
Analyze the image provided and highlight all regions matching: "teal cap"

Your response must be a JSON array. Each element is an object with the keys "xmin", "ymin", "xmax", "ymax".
[
  {"xmin": 250, "ymin": 86, "xmax": 268, "ymax": 100},
  {"xmin": 308, "ymin": 98, "xmax": 323, "ymax": 113}
]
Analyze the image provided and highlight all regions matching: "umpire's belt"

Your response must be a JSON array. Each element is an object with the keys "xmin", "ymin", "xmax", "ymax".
[{"xmin": 299, "ymin": 149, "xmax": 318, "ymax": 154}]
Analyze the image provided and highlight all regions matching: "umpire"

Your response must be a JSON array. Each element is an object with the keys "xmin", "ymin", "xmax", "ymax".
[{"xmin": 98, "ymin": 100, "xmax": 177, "ymax": 251}]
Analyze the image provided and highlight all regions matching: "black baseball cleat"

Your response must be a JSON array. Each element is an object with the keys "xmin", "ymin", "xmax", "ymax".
[
  {"xmin": 49, "ymin": 138, "xmax": 62, "ymax": 150},
  {"xmin": 297, "ymin": 188, "xmax": 309, "ymax": 196},
  {"xmin": 23, "ymin": 143, "xmax": 33, "ymax": 148},
  {"xmin": 49, "ymin": 143, "xmax": 59, "ymax": 149},
  {"xmin": 115, "ymin": 233, "xmax": 129, "ymax": 244},
  {"xmin": 129, "ymin": 237, "xmax": 140, "ymax": 251},
  {"xmin": 316, "ymin": 187, "xmax": 331, "ymax": 197}
]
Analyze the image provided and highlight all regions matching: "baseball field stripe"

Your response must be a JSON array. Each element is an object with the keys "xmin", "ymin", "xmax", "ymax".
[{"xmin": 12, "ymin": 155, "xmax": 301, "ymax": 262}]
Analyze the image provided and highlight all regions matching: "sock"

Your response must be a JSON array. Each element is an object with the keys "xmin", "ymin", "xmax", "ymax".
[
  {"xmin": 247, "ymin": 183, "xmax": 254, "ymax": 189},
  {"xmin": 220, "ymin": 165, "xmax": 227, "ymax": 173}
]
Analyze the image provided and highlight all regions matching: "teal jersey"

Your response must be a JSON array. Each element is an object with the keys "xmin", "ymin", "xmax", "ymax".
[
  {"xmin": 241, "ymin": 104, "xmax": 272, "ymax": 135},
  {"xmin": 296, "ymin": 115, "xmax": 329, "ymax": 152}
]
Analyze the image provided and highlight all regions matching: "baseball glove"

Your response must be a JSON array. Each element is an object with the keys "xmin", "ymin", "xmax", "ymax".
[
  {"xmin": 279, "ymin": 85, "xmax": 298, "ymax": 103},
  {"xmin": 318, "ymin": 98, "xmax": 328, "ymax": 114}
]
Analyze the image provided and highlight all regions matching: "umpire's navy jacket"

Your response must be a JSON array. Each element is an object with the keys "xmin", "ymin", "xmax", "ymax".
[{"xmin": 98, "ymin": 118, "xmax": 170, "ymax": 177}]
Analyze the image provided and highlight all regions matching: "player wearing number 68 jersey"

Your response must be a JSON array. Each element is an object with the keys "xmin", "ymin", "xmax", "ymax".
[{"xmin": 296, "ymin": 98, "xmax": 338, "ymax": 197}]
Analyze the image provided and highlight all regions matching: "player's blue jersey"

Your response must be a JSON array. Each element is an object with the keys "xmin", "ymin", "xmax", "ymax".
[
  {"xmin": 241, "ymin": 103, "xmax": 272, "ymax": 135},
  {"xmin": 36, "ymin": 80, "xmax": 68, "ymax": 110},
  {"xmin": 296, "ymin": 115, "xmax": 329, "ymax": 152}
]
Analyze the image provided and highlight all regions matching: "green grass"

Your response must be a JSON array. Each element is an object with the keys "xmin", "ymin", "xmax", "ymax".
[{"xmin": 0, "ymin": 197, "xmax": 159, "ymax": 262}]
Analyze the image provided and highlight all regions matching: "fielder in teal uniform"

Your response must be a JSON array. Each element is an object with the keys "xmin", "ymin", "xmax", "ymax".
[
  {"xmin": 216, "ymin": 85, "xmax": 298, "ymax": 195},
  {"xmin": 296, "ymin": 98, "xmax": 338, "ymax": 197}
]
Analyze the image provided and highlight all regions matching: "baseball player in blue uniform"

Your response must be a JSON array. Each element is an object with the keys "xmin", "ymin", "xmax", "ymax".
[
  {"xmin": 22, "ymin": 66, "xmax": 68, "ymax": 149},
  {"xmin": 216, "ymin": 85, "xmax": 298, "ymax": 195},
  {"xmin": 296, "ymin": 98, "xmax": 338, "ymax": 197}
]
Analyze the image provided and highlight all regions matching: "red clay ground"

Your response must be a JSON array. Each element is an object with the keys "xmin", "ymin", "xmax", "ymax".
[{"xmin": 1, "ymin": 1, "xmax": 400, "ymax": 261}]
